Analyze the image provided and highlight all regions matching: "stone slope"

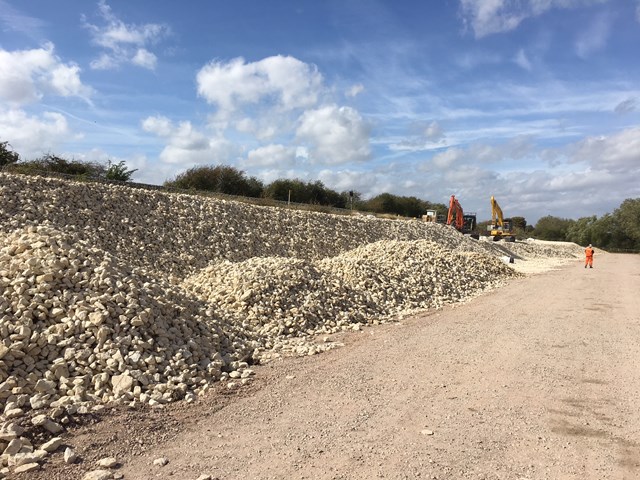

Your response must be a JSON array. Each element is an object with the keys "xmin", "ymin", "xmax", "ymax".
[
  {"xmin": 0, "ymin": 172, "xmax": 584, "ymax": 474},
  {"xmin": 1, "ymin": 173, "xmax": 488, "ymax": 279}
]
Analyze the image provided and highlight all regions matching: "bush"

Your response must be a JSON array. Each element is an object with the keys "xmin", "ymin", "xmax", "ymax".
[
  {"xmin": 164, "ymin": 165, "xmax": 264, "ymax": 197},
  {"xmin": 6, "ymin": 154, "xmax": 107, "ymax": 178},
  {"xmin": 263, "ymin": 179, "xmax": 346, "ymax": 208},
  {"xmin": 362, "ymin": 193, "xmax": 446, "ymax": 218},
  {"xmin": 532, "ymin": 216, "xmax": 573, "ymax": 241},
  {"xmin": 0, "ymin": 141, "xmax": 19, "ymax": 168},
  {"xmin": 105, "ymin": 160, "xmax": 137, "ymax": 182}
]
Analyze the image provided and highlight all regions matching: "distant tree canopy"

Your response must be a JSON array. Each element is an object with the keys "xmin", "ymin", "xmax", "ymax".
[
  {"xmin": 533, "ymin": 199, "xmax": 640, "ymax": 251},
  {"xmin": 532, "ymin": 215, "xmax": 574, "ymax": 241},
  {"xmin": 614, "ymin": 198, "xmax": 640, "ymax": 247},
  {"xmin": 164, "ymin": 165, "xmax": 264, "ymax": 197},
  {"xmin": 263, "ymin": 178, "xmax": 346, "ymax": 207},
  {"xmin": 510, "ymin": 216, "xmax": 527, "ymax": 231},
  {"xmin": 362, "ymin": 193, "xmax": 446, "ymax": 218},
  {"xmin": 0, "ymin": 141, "xmax": 19, "ymax": 168}
]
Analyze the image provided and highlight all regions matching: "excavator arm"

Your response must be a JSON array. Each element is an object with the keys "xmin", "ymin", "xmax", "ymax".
[
  {"xmin": 490, "ymin": 195, "xmax": 504, "ymax": 227},
  {"xmin": 447, "ymin": 195, "xmax": 465, "ymax": 230},
  {"xmin": 489, "ymin": 195, "xmax": 515, "ymax": 241}
]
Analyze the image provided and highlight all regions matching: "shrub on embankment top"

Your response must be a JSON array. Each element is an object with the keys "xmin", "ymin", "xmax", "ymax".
[{"xmin": 3, "ymin": 154, "xmax": 137, "ymax": 182}]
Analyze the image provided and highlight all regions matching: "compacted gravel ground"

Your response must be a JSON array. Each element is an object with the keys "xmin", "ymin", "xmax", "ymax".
[{"xmin": 19, "ymin": 252, "xmax": 640, "ymax": 480}]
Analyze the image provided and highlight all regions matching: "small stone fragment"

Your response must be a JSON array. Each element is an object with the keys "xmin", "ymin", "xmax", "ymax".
[
  {"xmin": 40, "ymin": 437, "xmax": 63, "ymax": 453},
  {"xmin": 82, "ymin": 469, "xmax": 114, "ymax": 480},
  {"xmin": 64, "ymin": 447, "xmax": 78, "ymax": 464},
  {"xmin": 153, "ymin": 457, "xmax": 169, "ymax": 467},
  {"xmin": 14, "ymin": 462, "xmax": 41, "ymax": 473},
  {"xmin": 3, "ymin": 438, "xmax": 23, "ymax": 455},
  {"xmin": 97, "ymin": 457, "xmax": 118, "ymax": 468}
]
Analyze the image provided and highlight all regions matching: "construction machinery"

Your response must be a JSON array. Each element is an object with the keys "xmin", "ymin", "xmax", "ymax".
[
  {"xmin": 488, "ymin": 195, "xmax": 516, "ymax": 242},
  {"xmin": 422, "ymin": 209, "xmax": 446, "ymax": 223},
  {"xmin": 447, "ymin": 195, "xmax": 479, "ymax": 239}
]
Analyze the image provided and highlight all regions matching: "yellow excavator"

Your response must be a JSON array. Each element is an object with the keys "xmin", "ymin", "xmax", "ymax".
[{"xmin": 489, "ymin": 196, "xmax": 516, "ymax": 242}]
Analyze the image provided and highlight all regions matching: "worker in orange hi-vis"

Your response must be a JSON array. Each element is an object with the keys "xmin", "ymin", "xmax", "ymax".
[{"xmin": 585, "ymin": 244, "xmax": 594, "ymax": 268}]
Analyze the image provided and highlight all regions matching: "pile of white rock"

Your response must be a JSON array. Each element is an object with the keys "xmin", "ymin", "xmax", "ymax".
[
  {"xmin": 0, "ymin": 173, "xmax": 487, "ymax": 278},
  {"xmin": 0, "ymin": 225, "xmax": 257, "ymax": 413},
  {"xmin": 0, "ymin": 172, "xmax": 582, "ymax": 474},
  {"xmin": 0, "ymin": 225, "xmax": 518, "ymax": 423},
  {"xmin": 184, "ymin": 240, "xmax": 519, "ymax": 351}
]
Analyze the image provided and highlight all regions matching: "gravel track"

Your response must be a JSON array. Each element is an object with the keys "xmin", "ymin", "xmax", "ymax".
[{"xmin": 18, "ymin": 252, "xmax": 639, "ymax": 480}]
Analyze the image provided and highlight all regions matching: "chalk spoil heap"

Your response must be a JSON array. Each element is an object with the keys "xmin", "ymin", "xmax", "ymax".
[
  {"xmin": 0, "ymin": 172, "xmax": 583, "ymax": 473},
  {"xmin": 0, "ymin": 225, "xmax": 258, "ymax": 413},
  {"xmin": 1, "ymin": 173, "xmax": 482, "ymax": 278}
]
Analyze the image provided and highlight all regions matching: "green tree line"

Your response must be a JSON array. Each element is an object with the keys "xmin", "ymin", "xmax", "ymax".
[
  {"xmin": 164, "ymin": 165, "xmax": 448, "ymax": 215},
  {"xmin": 533, "ymin": 199, "xmax": 640, "ymax": 251}
]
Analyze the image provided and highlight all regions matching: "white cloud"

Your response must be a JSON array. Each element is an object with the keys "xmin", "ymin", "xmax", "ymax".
[
  {"xmin": 50, "ymin": 64, "xmax": 86, "ymax": 97},
  {"xmin": 575, "ymin": 12, "xmax": 611, "ymax": 58},
  {"xmin": 0, "ymin": 108, "xmax": 70, "ymax": 157},
  {"xmin": 425, "ymin": 121, "xmax": 444, "ymax": 141},
  {"xmin": 387, "ymin": 121, "xmax": 447, "ymax": 152},
  {"xmin": 233, "ymin": 117, "xmax": 281, "ymax": 140},
  {"xmin": 196, "ymin": 55, "xmax": 324, "ymax": 114},
  {"xmin": 242, "ymin": 144, "xmax": 297, "ymax": 168},
  {"xmin": 142, "ymin": 115, "xmax": 207, "ymax": 150},
  {"xmin": 459, "ymin": 0, "xmax": 609, "ymax": 38},
  {"xmin": 142, "ymin": 115, "xmax": 237, "ymax": 165},
  {"xmin": 84, "ymin": 0, "xmax": 169, "ymax": 70},
  {"xmin": 431, "ymin": 147, "xmax": 464, "ymax": 168},
  {"xmin": 0, "ymin": 43, "xmax": 92, "ymax": 105},
  {"xmin": 459, "ymin": 0, "xmax": 527, "ymax": 37},
  {"xmin": 514, "ymin": 49, "xmax": 532, "ymax": 70},
  {"xmin": 346, "ymin": 83, "xmax": 365, "ymax": 98},
  {"xmin": 89, "ymin": 53, "xmax": 118, "ymax": 70},
  {"xmin": 296, "ymin": 105, "xmax": 371, "ymax": 165},
  {"xmin": 316, "ymin": 168, "xmax": 381, "ymax": 195},
  {"xmin": 141, "ymin": 115, "xmax": 173, "ymax": 136},
  {"xmin": 567, "ymin": 127, "xmax": 640, "ymax": 173},
  {"xmin": 131, "ymin": 48, "xmax": 157, "ymax": 69},
  {"xmin": 428, "ymin": 136, "xmax": 534, "ymax": 169},
  {"xmin": 253, "ymin": 167, "xmax": 311, "ymax": 185}
]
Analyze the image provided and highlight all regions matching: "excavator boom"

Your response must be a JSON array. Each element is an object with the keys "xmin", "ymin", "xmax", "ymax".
[
  {"xmin": 490, "ymin": 195, "xmax": 504, "ymax": 227},
  {"xmin": 489, "ymin": 195, "xmax": 515, "ymax": 241},
  {"xmin": 447, "ymin": 195, "xmax": 477, "ymax": 238},
  {"xmin": 447, "ymin": 195, "xmax": 465, "ymax": 230}
]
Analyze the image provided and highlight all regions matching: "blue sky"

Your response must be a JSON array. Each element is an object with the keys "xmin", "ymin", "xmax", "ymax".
[{"xmin": 1, "ymin": 0, "xmax": 639, "ymax": 224}]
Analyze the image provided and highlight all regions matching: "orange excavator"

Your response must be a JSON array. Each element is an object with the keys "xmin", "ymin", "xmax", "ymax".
[{"xmin": 447, "ymin": 195, "xmax": 478, "ymax": 239}]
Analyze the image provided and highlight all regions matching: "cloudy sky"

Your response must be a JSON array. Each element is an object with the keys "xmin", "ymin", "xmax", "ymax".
[{"xmin": 1, "ymin": 0, "xmax": 639, "ymax": 224}]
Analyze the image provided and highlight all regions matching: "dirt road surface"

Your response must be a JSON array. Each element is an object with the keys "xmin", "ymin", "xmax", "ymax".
[{"xmin": 30, "ymin": 253, "xmax": 640, "ymax": 480}]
